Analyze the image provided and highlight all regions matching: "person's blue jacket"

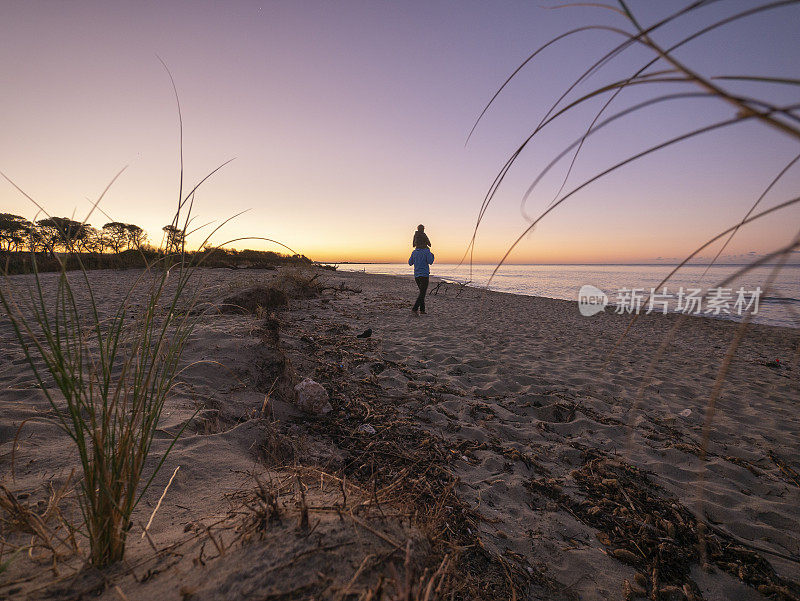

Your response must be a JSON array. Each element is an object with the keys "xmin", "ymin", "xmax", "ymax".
[{"xmin": 408, "ymin": 248, "xmax": 434, "ymax": 277}]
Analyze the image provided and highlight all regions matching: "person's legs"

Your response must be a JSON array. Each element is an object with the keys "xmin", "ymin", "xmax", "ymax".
[
  {"xmin": 411, "ymin": 277, "xmax": 425, "ymax": 313},
  {"xmin": 413, "ymin": 276, "xmax": 429, "ymax": 313}
]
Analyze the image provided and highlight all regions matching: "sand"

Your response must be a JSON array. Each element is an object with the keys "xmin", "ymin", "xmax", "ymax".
[{"xmin": 1, "ymin": 266, "xmax": 798, "ymax": 600}]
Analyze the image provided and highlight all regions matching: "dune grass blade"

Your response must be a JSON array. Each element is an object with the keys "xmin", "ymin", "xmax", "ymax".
[
  {"xmin": 0, "ymin": 234, "xmax": 203, "ymax": 566},
  {"xmin": 0, "ymin": 59, "xmax": 256, "ymax": 567},
  {"xmin": 0, "ymin": 168, "xmax": 294, "ymax": 568},
  {"xmin": 0, "ymin": 124, "xmax": 237, "ymax": 569},
  {"xmin": 462, "ymin": 0, "xmax": 799, "ymax": 270}
]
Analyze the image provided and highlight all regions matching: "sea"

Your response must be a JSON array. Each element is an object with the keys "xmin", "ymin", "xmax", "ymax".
[{"xmin": 338, "ymin": 263, "xmax": 800, "ymax": 329}]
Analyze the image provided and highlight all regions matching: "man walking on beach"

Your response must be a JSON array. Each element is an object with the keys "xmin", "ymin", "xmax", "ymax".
[{"xmin": 408, "ymin": 244, "xmax": 434, "ymax": 314}]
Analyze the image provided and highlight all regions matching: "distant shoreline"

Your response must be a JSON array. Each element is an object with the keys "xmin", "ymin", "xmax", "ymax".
[
  {"xmin": 334, "ymin": 264, "xmax": 799, "ymax": 331},
  {"xmin": 322, "ymin": 261, "xmax": 800, "ymax": 267},
  {"xmin": 338, "ymin": 267, "xmax": 800, "ymax": 335}
]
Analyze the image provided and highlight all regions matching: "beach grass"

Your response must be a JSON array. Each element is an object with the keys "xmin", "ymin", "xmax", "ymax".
[
  {"xmin": 0, "ymin": 65, "xmax": 237, "ymax": 566},
  {"xmin": 0, "ymin": 206, "xmax": 206, "ymax": 566},
  {"xmin": 466, "ymin": 1, "xmax": 800, "ymax": 283},
  {"xmin": 0, "ymin": 54, "xmax": 309, "ymax": 567},
  {"xmin": 467, "ymin": 1, "xmax": 800, "ymax": 404}
]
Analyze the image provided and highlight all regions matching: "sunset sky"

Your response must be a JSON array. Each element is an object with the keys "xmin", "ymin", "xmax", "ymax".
[{"xmin": 1, "ymin": 1, "xmax": 798, "ymax": 264}]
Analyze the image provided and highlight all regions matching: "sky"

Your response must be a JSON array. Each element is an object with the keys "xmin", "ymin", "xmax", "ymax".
[{"xmin": 1, "ymin": 1, "xmax": 799, "ymax": 264}]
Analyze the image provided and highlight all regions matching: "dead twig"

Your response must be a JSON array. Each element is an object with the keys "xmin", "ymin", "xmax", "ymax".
[{"xmin": 142, "ymin": 465, "xmax": 180, "ymax": 539}]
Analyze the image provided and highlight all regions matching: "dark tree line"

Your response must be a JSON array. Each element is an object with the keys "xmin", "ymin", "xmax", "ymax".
[
  {"xmin": 0, "ymin": 213, "xmax": 149, "ymax": 254},
  {"xmin": 1, "ymin": 212, "xmax": 311, "ymax": 276}
]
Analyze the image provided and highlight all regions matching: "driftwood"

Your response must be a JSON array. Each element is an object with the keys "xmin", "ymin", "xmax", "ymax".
[{"xmin": 428, "ymin": 280, "xmax": 471, "ymax": 298}]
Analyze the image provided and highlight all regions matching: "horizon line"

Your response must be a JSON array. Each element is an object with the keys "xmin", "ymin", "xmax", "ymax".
[{"xmin": 320, "ymin": 261, "xmax": 800, "ymax": 267}]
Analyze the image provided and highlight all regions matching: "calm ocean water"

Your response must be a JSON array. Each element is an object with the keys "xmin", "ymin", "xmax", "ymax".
[{"xmin": 339, "ymin": 263, "xmax": 800, "ymax": 329}]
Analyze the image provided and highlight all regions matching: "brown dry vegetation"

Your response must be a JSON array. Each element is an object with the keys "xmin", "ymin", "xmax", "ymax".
[{"xmin": 0, "ymin": 266, "xmax": 500, "ymax": 600}]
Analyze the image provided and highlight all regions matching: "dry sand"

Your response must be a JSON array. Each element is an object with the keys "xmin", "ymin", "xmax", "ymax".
[{"xmin": 1, "ymin": 266, "xmax": 798, "ymax": 600}]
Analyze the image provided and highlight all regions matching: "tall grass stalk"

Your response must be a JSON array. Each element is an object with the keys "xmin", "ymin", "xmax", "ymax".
[
  {"xmin": 0, "ymin": 152, "xmax": 291, "ymax": 568},
  {"xmin": 0, "ymin": 218, "xmax": 205, "ymax": 566},
  {"xmin": 0, "ymin": 65, "xmax": 241, "ymax": 566},
  {"xmin": 464, "ymin": 0, "xmax": 800, "ymax": 280}
]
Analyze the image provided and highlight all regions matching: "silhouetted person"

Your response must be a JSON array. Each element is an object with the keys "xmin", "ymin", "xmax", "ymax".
[
  {"xmin": 412, "ymin": 224, "xmax": 431, "ymax": 249},
  {"xmin": 408, "ymin": 245, "xmax": 434, "ymax": 314}
]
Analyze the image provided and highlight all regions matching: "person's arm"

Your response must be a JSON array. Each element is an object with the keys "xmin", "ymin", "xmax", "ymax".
[
  {"xmin": 408, "ymin": 253, "xmax": 414, "ymax": 266},
  {"xmin": 428, "ymin": 250, "xmax": 434, "ymax": 264}
]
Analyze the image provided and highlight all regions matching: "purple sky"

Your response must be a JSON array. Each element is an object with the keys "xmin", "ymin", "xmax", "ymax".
[{"xmin": 1, "ymin": 1, "xmax": 799, "ymax": 263}]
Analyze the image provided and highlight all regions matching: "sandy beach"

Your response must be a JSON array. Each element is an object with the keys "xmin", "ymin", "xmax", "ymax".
[{"xmin": 1, "ymin": 266, "xmax": 798, "ymax": 600}]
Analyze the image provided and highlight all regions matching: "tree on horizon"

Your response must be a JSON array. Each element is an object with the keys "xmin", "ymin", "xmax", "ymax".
[
  {"xmin": 102, "ymin": 222, "xmax": 129, "ymax": 253},
  {"xmin": 37, "ymin": 217, "xmax": 91, "ymax": 253},
  {"xmin": 125, "ymin": 224, "xmax": 146, "ymax": 250},
  {"xmin": 0, "ymin": 213, "xmax": 33, "ymax": 252},
  {"xmin": 162, "ymin": 224, "xmax": 185, "ymax": 254}
]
